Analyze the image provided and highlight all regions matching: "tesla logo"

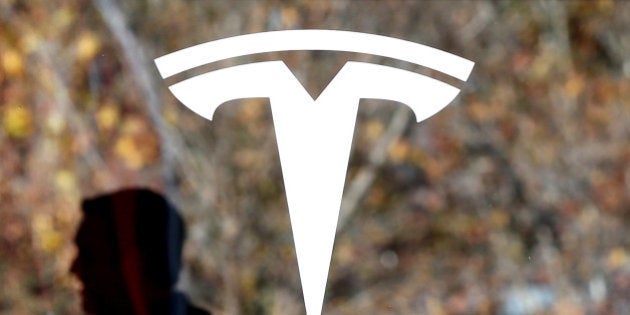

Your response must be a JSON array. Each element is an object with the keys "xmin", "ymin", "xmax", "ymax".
[{"xmin": 155, "ymin": 30, "xmax": 474, "ymax": 315}]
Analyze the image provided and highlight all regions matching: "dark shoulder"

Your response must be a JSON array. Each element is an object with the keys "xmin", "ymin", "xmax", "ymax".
[
  {"xmin": 187, "ymin": 303, "xmax": 211, "ymax": 315},
  {"xmin": 169, "ymin": 292, "xmax": 212, "ymax": 315}
]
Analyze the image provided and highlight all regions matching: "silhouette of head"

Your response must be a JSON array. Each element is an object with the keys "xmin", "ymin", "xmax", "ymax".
[{"xmin": 71, "ymin": 188, "xmax": 200, "ymax": 315}]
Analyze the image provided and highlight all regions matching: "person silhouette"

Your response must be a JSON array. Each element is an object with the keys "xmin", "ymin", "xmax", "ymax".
[{"xmin": 71, "ymin": 188, "xmax": 210, "ymax": 315}]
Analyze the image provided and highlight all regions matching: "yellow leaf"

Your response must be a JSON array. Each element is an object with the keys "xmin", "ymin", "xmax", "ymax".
[
  {"xmin": 607, "ymin": 247, "xmax": 628, "ymax": 269},
  {"xmin": 76, "ymin": 31, "xmax": 101, "ymax": 63},
  {"xmin": 367, "ymin": 186, "xmax": 385, "ymax": 206},
  {"xmin": 115, "ymin": 135, "xmax": 144, "ymax": 170},
  {"xmin": 41, "ymin": 229, "xmax": 63, "ymax": 254},
  {"xmin": 96, "ymin": 102, "xmax": 120, "ymax": 131},
  {"xmin": 55, "ymin": 170, "xmax": 77, "ymax": 192},
  {"xmin": 239, "ymin": 268, "xmax": 257, "ymax": 300},
  {"xmin": 21, "ymin": 29, "xmax": 42, "ymax": 53},
  {"xmin": 32, "ymin": 213, "xmax": 62, "ymax": 254},
  {"xmin": 2, "ymin": 49, "xmax": 23, "ymax": 77},
  {"xmin": 163, "ymin": 104, "xmax": 179, "ymax": 125},
  {"xmin": 388, "ymin": 139, "xmax": 410, "ymax": 163},
  {"xmin": 234, "ymin": 149, "xmax": 259, "ymax": 169},
  {"xmin": 114, "ymin": 116, "xmax": 158, "ymax": 169},
  {"xmin": 120, "ymin": 116, "xmax": 145, "ymax": 134},
  {"xmin": 365, "ymin": 119, "xmax": 384, "ymax": 141},
  {"xmin": 52, "ymin": 7, "xmax": 75, "ymax": 30},
  {"xmin": 490, "ymin": 209, "xmax": 509, "ymax": 229},
  {"xmin": 426, "ymin": 296, "xmax": 446, "ymax": 315},
  {"xmin": 281, "ymin": 6, "xmax": 299, "ymax": 28},
  {"xmin": 333, "ymin": 238, "xmax": 355, "ymax": 265},
  {"xmin": 32, "ymin": 213, "xmax": 52, "ymax": 234},
  {"xmin": 466, "ymin": 101, "xmax": 492, "ymax": 122},
  {"xmin": 45, "ymin": 111, "xmax": 65, "ymax": 134},
  {"xmin": 238, "ymin": 99, "xmax": 264, "ymax": 122},
  {"xmin": 565, "ymin": 74, "xmax": 585, "ymax": 98},
  {"xmin": 529, "ymin": 49, "xmax": 554, "ymax": 80},
  {"xmin": 2, "ymin": 104, "xmax": 32, "ymax": 138},
  {"xmin": 596, "ymin": 0, "xmax": 615, "ymax": 12}
]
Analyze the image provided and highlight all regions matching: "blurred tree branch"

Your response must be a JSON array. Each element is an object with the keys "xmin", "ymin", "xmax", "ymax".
[
  {"xmin": 338, "ymin": 106, "xmax": 411, "ymax": 232},
  {"xmin": 92, "ymin": 0, "xmax": 181, "ymax": 195}
]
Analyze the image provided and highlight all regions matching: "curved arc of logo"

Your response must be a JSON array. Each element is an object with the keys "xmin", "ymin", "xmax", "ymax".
[{"xmin": 154, "ymin": 29, "xmax": 474, "ymax": 81}]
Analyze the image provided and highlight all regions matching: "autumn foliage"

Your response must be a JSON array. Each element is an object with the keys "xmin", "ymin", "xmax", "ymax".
[{"xmin": 1, "ymin": 1, "xmax": 630, "ymax": 314}]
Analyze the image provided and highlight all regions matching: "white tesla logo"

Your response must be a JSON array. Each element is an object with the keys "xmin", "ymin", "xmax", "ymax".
[{"xmin": 155, "ymin": 30, "xmax": 474, "ymax": 315}]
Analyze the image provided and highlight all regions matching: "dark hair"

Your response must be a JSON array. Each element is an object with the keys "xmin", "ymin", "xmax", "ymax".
[{"xmin": 78, "ymin": 188, "xmax": 185, "ymax": 287}]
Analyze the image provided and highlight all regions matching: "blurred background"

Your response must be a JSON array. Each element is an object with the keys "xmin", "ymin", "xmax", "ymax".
[{"xmin": 1, "ymin": 0, "xmax": 630, "ymax": 314}]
